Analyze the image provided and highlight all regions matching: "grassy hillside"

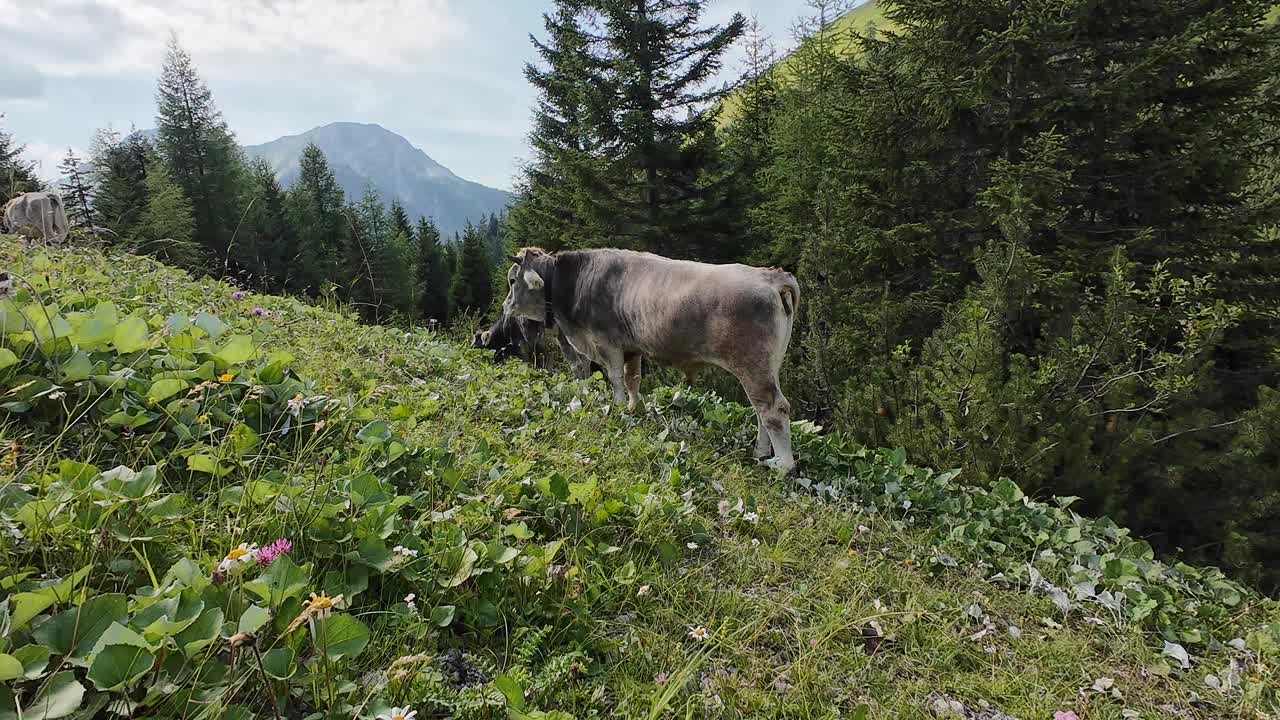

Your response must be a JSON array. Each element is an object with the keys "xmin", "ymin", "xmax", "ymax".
[
  {"xmin": 0, "ymin": 237, "xmax": 1276, "ymax": 719},
  {"xmin": 717, "ymin": 1, "xmax": 893, "ymax": 127}
]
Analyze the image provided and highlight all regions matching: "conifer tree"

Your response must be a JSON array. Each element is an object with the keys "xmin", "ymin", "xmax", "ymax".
[
  {"xmin": 415, "ymin": 215, "xmax": 451, "ymax": 325},
  {"xmin": 0, "ymin": 122, "xmax": 41, "ymax": 204},
  {"xmin": 237, "ymin": 159, "xmax": 294, "ymax": 292},
  {"xmin": 154, "ymin": 33, "xmax": 245, "ymax": 264},
  {"xmin": 90, "ymin": 128, "xmax": 155, "ymax": 238},
  {"xmin": 521, "ymin": 0, "xmax": 745, "ymax": 255},
  {"xmin": 450, "ymin": 221, "xmax": 493, "ymax": 317},
  {"xmin": 285, "ymin": 141, "xmax": 346, "ymax": 292},
  {"xmin": 390, "ymin": 199, "xmax": 414, "ymax": 248},
  {"xmin": 57, "ymin": 148, "xmax": 96, "ymax": 230},
  {"xmin": 135, "ymin": 158, "xmax": 198, "ymax": 266},
  {"xmin": 346, "ymin": 186, "xmax": 388, "ymax": 315}
]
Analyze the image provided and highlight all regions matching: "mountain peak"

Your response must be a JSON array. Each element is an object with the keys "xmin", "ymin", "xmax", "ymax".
[{"xmin": 244, "ymin": 123, "xmax": 509, "ymax": 236}]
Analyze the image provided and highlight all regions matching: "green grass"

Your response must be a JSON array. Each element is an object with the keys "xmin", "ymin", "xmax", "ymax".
[{"xmin": 0, "ymin": 236, "xmax": 1276, "ymax": 719}]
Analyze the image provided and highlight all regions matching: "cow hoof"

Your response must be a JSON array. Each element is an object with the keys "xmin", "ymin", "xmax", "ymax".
[{"xmin": 759, "ymin": 457, "xmax": 797, "ymax": 477}]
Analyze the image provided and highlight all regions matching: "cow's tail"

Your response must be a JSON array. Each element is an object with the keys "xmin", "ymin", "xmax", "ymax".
[{"xmin": 772, "ymin": 270, "xmax": 800, "ymax": 351}]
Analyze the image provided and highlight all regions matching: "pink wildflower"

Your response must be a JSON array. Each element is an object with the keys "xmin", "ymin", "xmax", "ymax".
[
  {"xmin": 1054, "ymin": 712, "xmax": 1079, "ymax": 720},
  {"xmin": 257, "ymin": 538, "xmax": 293, "ymax": 565}
]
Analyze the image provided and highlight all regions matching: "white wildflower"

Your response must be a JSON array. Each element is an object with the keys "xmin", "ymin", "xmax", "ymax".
[{"xmin": 688, "ymin": 626, "xmax": 709, "ymax": 642}]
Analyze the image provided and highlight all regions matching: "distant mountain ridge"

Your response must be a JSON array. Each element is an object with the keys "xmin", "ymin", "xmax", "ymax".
[{"xmin": 243, "ymin": 122, "xmax": 511, "ymax": 237}]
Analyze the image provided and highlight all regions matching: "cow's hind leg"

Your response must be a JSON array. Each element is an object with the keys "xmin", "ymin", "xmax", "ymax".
[
  {"xmin": 741, "ymin": 374, "xmax": 794, "ymax": 474},
  {"xmin": 601, "ymin": 349, "xmax": 628, "ymax": 407},
  {"xmin": 623, "ymin": 353, "xmax": 643, "ymax": 413}
]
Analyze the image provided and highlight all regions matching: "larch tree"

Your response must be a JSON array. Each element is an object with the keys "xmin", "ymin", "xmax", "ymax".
[
  {"xmin": 57, "ymin": 148, "xmax": 96, "ymax": 230},
  {"xmin": 154, "ymin": 33, "xmax": 245, "ymax": 266}
]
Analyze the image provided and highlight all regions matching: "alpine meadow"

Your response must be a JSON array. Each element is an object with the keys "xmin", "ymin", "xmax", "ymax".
[{"xmin": 1, "ymin": 0, "xmax": 1278, "ymax": 718}]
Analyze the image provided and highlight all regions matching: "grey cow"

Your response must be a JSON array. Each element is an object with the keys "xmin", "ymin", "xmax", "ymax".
[
  {"xmin": 502, "ymin": 247, "xmax": 800, "ymax": 473},
  {"xmin": 2, "ymin": 192, "xmax": 69, "ymax": 245}
]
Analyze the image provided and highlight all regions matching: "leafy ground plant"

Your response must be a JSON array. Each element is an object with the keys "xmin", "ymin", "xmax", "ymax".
[{"xmin": 0, "ymin": 238, "xmax": 1276, "ymax": 719}]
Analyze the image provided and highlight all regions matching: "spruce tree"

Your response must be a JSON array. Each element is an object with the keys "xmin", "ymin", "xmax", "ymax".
[
  {"xmin": 390, "ymin": 199, "xmax": 414, "ymax": 247},
  {"xmin": 0, "ymin": 123, "xmax": 41, "ymax": 204},
  {"xmin": 135, "ymin": 158, "xmax": 198, "ymax": 266},
  {"xmin": 57, "ymin": 148, "xmax": 96, "ymax": 230},
  {"xmin": 450, "ymin": 221, "xmax": 493, "ymax": 317},
  {"xmin": 523, "ymin": 0, "xmax": 745, "ymax": 255},
  {"xmin": 285, "ymin": 142, "xmax": 346, "ymax": 292},
  {"xmin": 238, "ymin": 160, "xmax": 294, "ymax": 292},
  {"xmin": 346, "ymin": 186, "xmax": 388, "ymax": 316},
  {"xmin": 415, "ymin": 215, "xmax": 451, "ymax": 325},
  {"xmin": 154, "ymin": 33, "xmax": 245, "ymax": 265},
  {"xmin": 90, "ymin": 128, "xmax": 155, "ymax": 238}
]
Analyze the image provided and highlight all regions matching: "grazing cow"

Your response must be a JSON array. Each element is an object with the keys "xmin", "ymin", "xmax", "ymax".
[
  {"xmin": 2, "ymin": 192, "xmax": 69, "ymax": 245},
  {"xmin": 502, "ymin": 247, "xmax": 800, "ymax": 473},
  {"xmin": 472, "ymin": 312, "xmax": 545, "ymax": 365}
]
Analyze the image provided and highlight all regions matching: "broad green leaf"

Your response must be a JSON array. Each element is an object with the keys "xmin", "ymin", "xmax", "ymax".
[
  {"xmin": 13, "ymin": 645, "xmax": 50, "ymax": 679},
  {"xmin": 19, "ymin": 671, "xmax": 84, "ymax": 720},
  {"xmin": 430, "ymin": 605, "xmax": 455, "ymax": 627},
  {"xmin": 96, "ymin": 465, "xmax": 160, "ymax": 500},
  {"xmin": 441, "ymin": 546, "xmax": 478, "ymax": 588},
  {"xmin": 193, "ymin": 311, "xmax": 228, "ymax": 339},
  {"xmin": 238, "ymin": 605, "xmax": 271, "ymax": 635},
  {"xmin": 243, "ymin": 556, "xmax": 310, "ymax": 607},
  {"xmin": 186, "ymin": 454, "xmax": 223, "ymax": 476},
  {"xmin": 319, "ymin": 614, "xmax": 369, "ymax": 660},
  {"xmin": 112, "ymin": 316, "xmax": 149, "ymax": 353},
  {"xmin": 146, "ymin": 378, "xmax": 187, "ymax": 403},
  {"xmin": 0, "ymin": 348, "xmax": 18, "ymax": 371},
  {"xmin": 59, "ymin": 352, "xmax": 92, "ymax": 382},
  {"xmin": 6, "ymin": 592, "xmax": 56, "ymax": 632},
  {"xmin": 214, "ymin": 335, "xmax": 255, "ymax": 366},
  {"xmin": 356, "ymin": 420, "xmax": 391, "ymax": 445},
  {"xmin": 174, "ymin": 607, "xmax": 223, "ymax": 657},
  {"xmin": 0, "ymin": 653, "xmax": 23, "ymax": 681},
  {"xmin": 261, "ymin": 647, "xmax": 295, "ymax": 679},
  {"xmin": 89, "ymin": 622, "xmax": 152, "ymax": 656},
  {"xmin": 132, "ymin": 592, "xmax": 204, "ymax": 641},
  {"xmin": 992, "ymin": 478, "xmax": 1024, "ymax": 504},
  {"xmin": 495, "ymin": 674, "xmax": 526, "ymax": 711},
  {"xmin": 33, "ymin": 594, "xmax": 127, "ymax": 660},
  {"xmin": 87, "ymin": 644, "xmax": 154, "ymax": 691}
]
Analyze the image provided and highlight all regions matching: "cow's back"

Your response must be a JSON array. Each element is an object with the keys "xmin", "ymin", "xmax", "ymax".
[{"xmin": 555, "ymin": 250, "xmax": 791, "ymax": 367}]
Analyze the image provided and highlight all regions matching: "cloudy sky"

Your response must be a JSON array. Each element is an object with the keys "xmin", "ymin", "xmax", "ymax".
[{"xmin": 0, "ymin": 0, "xmax": 835, "ymax": 191}]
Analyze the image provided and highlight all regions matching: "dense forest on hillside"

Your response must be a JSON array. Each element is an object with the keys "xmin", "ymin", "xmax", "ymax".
[
  {"xmin": 3, "ymin": 0, "xmax": 1279, "ymax": 595},
  {"xmin": 508, "ymin": 0, "xmax": 1280, "ymax": 592}
]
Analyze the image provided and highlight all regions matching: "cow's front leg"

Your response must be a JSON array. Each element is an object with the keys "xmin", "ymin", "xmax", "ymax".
[{"xmin": 623, "ymin": 353, "xmax": 643, "ymax": 413}]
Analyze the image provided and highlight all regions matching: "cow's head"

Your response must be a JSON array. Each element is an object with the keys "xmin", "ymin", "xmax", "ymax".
[{"xmin": 503, "ymin": 247, "xmax": 548, "ymax": 321}]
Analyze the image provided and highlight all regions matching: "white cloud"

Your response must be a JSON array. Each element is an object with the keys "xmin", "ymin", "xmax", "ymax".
[
  {"xmin": 18, "ymin": 141, "xmax": 79, "ymax": 183},
  {"xmin": 0, "ymin": 0, "xmax": 464, "ymax": 77}
]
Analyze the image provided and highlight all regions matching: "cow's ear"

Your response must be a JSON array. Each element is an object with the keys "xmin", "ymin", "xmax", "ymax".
[{"xmin": 523, "ymin": 269, "xmax": 544, "ymax": 290}]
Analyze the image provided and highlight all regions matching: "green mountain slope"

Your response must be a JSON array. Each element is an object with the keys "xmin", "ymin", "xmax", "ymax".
[
  {"xmin": 0, "ymin": 237, "xmax": 1276, "ymax": 718},
  {"xmin": 719, "ymin": 0, "xmax": 1280, "ymax": 127},
  {"xmin": 718, "ymin": 0, "xmax": 893, "ymax": 126}
]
